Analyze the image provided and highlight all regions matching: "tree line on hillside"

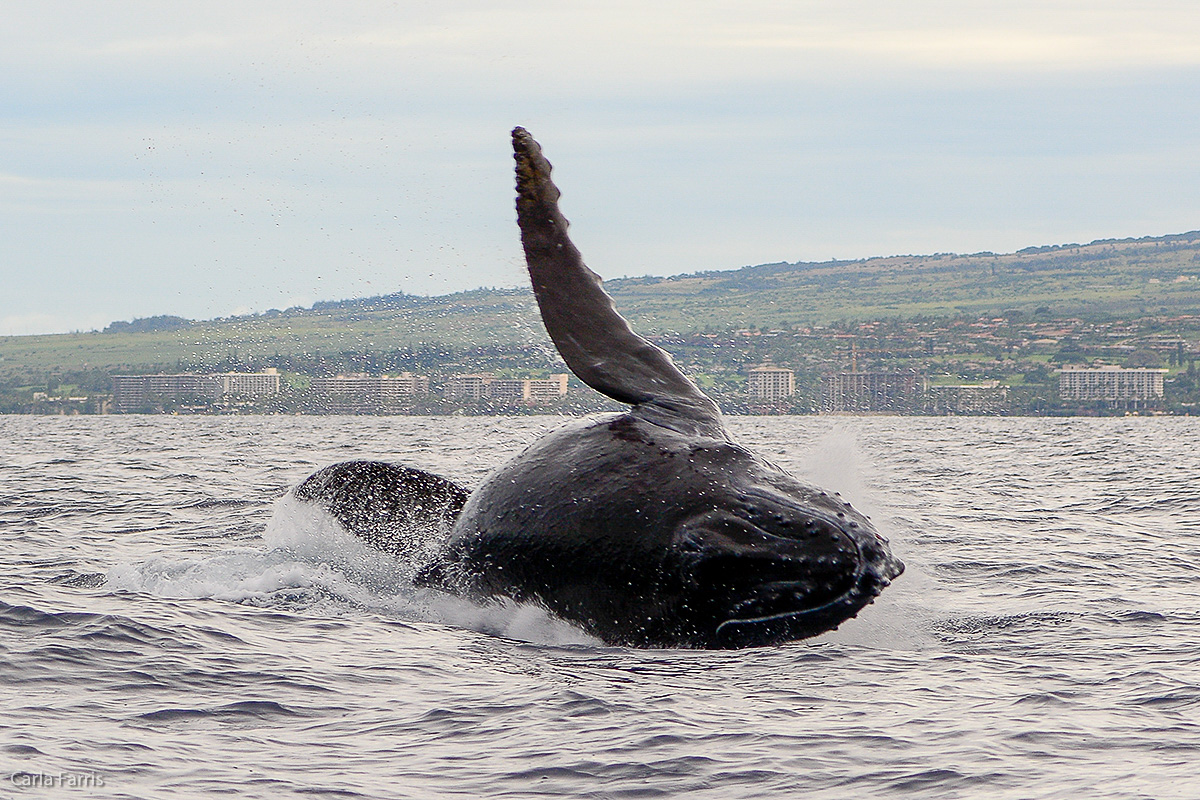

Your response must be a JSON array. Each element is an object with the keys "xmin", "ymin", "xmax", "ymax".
[
  {"xmin": 86, "ymin": 229, "xmax": 1200, "ymax": 348},
  {"xmin": 5, "ymin": 312, "xmax": 1200, "ymax": 415}
]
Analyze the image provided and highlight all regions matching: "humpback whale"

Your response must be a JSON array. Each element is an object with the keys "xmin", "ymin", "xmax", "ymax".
[{"xmin": 294, "ymin": 128, "xmax": 903, "ymax": 648}]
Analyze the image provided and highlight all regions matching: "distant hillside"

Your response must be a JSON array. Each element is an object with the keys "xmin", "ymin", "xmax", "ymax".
[
  {"xmin": 102, "ymin": 315, "xmax": 193, "ymax": 334},
  {"xmin": 603, "ymin": 229, "xmax": 1200, "ymax": 330},
  {"xmin": 3, "ymin": 230, "xmax": 1199, "ymax": 376}
]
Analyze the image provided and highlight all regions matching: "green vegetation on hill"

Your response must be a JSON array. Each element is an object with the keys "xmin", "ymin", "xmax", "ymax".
[
  {"xmin": 0, "ymin": 289, "xmax": 545, "ymax": 376},
  {"xmin": 607, "ymin": 230, "xmax": 1200, "ymax": 332},
  {"xmin": 2, "ymin": 231, "xmax": 1199, "ymax": 393}
]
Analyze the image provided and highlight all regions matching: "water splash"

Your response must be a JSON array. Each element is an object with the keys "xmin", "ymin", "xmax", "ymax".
[{"xmin": 106, "ymin": 494, "xmax": 600, "ymax": 647}]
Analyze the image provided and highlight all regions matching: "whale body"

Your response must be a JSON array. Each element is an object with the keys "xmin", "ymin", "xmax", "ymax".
[{"xmin": 294, "ymin": 128, "xmax": 903, "ymax": 648}]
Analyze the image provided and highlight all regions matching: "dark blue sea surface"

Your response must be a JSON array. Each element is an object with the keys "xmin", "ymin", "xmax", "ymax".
[{"xmin": 2, "ymin": 415, "xmax": 1198, "ymax": 799}]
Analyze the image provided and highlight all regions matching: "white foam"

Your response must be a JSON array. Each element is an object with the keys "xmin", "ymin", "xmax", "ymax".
[
  {"xmin": 813, "ymin": 566, "xmax": 941, "ymax": 651},
  {"xmin": 799, "ymin": 425, "xmax": 875, "ymax": 515},
  {"xmin": 783, "ymin": 424, "xmax": 943, "ymax": 651},
  {"xmin": 106, "ymin": 494, "xmax": 601, "ymax": 647},
  {"xmin": 261, "ymin": 495, "xmax": 416, "ymax": 587},
  {"xmin": 409, "ymin": 590, "xmax": 601, "ymax": 646}
]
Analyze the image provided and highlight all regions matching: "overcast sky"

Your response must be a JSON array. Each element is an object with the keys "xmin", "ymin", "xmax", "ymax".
[{"xmin": 4, "ymin": 1, "xmax": 1200, "ymax": 335}]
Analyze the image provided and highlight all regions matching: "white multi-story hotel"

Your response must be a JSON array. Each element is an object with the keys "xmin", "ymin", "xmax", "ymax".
[
  {"xmin": 485, "ymin": 374, "xmax": 569, "ymax": 405},
  {"xmin": 821, "ymin": 372, "xmax": 923, "ymax": 414},
  {"xmin": 444, "ymin": 374, "xmax": 495, "ymax": 401},
  {"xmin": 747, "ymin": 366, "xmax": 795, "ymax": 401},
  {"xmin": 523, "ymin": 374, "xmax": 570, "ymax": 403},
  {"xmin": 112, "ymin": 369, "xmax": 281, "ymax": 412},
  {"xmin": 1058, "ymin": 366, "xmax": 1167, "ymax": 402},
  {"xmin": 311, "ymin": 372, "xmax": 429, "ymax": 413},
  {"xmin": 923, "ymin": 380, "xmax": 1009, "ymax": 415},
  {"xmin": 215, "ymin": 368, "xmax": 281, "ymax": 397}
]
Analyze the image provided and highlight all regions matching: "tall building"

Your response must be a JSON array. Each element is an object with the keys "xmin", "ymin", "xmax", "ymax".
[
  {"xmin": 747, "ymin": 366, "xmax": 795, "ymax": 401},
  {"xmin": 524, "ymin": 374, "xmax": 570, "ymax": 403},
  {"xmin": 112, "ymin": 371, "xmax": 280, "ymax": 412},
  {"xmin": 486, "ymin": 374, "xmax": 570, "ymax": 405},
  {"xmin": 821, "ymin": 372, "xmax": 923, "ymax": 414},
  {"xmin": 111, "ymin": 371, "xmax": 277, "ymax": 412},
  {"xmin": 216, "ymin": 368, "xmax": 281, "ymax": 396},
  {"xmin": 923, "ymin": 381, "xmax": 1009, "ymax": 415},
  {"xmin": 112, "ymin": 375, "xmax": 211, "ymax": 411},
  {"xmin": 310, "ymin": 373, "xmax": 429, "ymax": 414},
  {"xmin": 485, "ymin": 379, "xmax": 527, "ymax": 403},
  {"xmin": 1058, "ymin": 366, "xmax": 1167, "ymax": 405},
  {"xmin": 444, "ymin": 374, "xmax": 495, "ymax": 401}
]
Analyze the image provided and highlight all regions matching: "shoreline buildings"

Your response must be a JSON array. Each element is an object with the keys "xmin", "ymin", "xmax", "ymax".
[
  {"xmin": 90, "ymin": 361, "xmax": 1185, "ymax": 416},
  {"xmin": 112, "ymin": 370, "xmax": 281, "ymax": 412},
  {"xmin": 444, "ymin": 374, "xmax": 495, "ymax": 402},
  {"xmin": 310, "ymin": 372, "xmax": 429, "ymax": 414},
  {"xmin": 821, "ymin": 371, "xmax": 924, "ymax": 414},
  {"xmin": 747, "ymin": 366, "xmax": 796, "ymax": 402},
  {"xmin": 923, "ymin": 380, "xmax": 1010, "ymax": 415},
  {"xmin": 445, "ymin": 373, "xmax": 570, "ymax": 406},
  {"xmin": 1057, "ymin": 365, "xmax": 1167, "ymax": 408}
]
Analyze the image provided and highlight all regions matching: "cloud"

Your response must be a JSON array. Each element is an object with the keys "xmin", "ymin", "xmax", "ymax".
[
  {"xmin": 7, "ymin": 2, "xmax": 1200, "ymax": 100},
  {"xmin": 714, "ymin": 25, "xmax": 1200, "ymax": 71},
  {"xmin": 1, "ymin": 313, "xmax": 109, "ymax": 337},
  {"xmin": 4, "ymin": 1, "xmax": 1200, "ymax": 334}
]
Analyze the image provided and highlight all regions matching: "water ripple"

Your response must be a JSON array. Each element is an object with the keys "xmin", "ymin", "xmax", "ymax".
[{"xmin": 1, "ymin": 415, "xmax": 1199, "ymax": 799}]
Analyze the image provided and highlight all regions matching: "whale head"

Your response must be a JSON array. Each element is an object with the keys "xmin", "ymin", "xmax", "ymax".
[{"xmin": 665, "ymin": 459, "xmax": 904, "ymax": 649}]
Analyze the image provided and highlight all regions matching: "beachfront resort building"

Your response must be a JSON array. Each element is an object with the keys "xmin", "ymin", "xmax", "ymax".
[
  {"xmin": 923, "ymin": 380, "xmax": 1010, "ymax": 415},
  {"xmin": 487, "ymin": 374, "xmax": 570, "ymax": 405},
  {"xmin": 112, "ymin": 369, "xmax": 281, "ymax": 412},
  {"xmin": 747, "ymin": 366, "xmax": 796, "ymax": 401},
  {"xmin": 522, "ymin": 374, "xmax": 571, "ymax": 404},
  {"xmin": 821, "ymin": 371, "xmax": 924, "ymax": 414},
  {"xmin": 1057, "ymin": 365, "xmax": 1167, "ymax": 407},
  {"xmin": 443, "ymin": 374, "xmax": 495, "ymax": 401},
  {"xmin": 310, "ymin": 372, "xmax": 429, "ymax": 414},
  {"xmin": 444, "ymin": 373, "xmax": 569, "ymax": 406}
]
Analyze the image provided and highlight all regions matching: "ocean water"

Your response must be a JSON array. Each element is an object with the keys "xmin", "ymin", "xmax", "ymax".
[{"xmin": 2, "ymin": 414, "xmax": 1198, "ymax": 799}]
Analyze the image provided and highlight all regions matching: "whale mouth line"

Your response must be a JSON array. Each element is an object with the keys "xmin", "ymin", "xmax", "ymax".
[
  {"xmin": 712, "ymin": 534, "xmax": 870, "ymax": 639},
  {"xmin": 714, "ymin": 583, "xmax": 861, "ymax": 634}
]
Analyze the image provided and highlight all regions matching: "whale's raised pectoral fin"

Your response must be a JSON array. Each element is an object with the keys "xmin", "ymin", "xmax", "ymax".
[
  {"xmin": 294, "ymin": 461, "xmax": 469, "ymax": 557},
  {"xmin": 512, "ymin": 127, "xmax": 721, "ymax": 431}
]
